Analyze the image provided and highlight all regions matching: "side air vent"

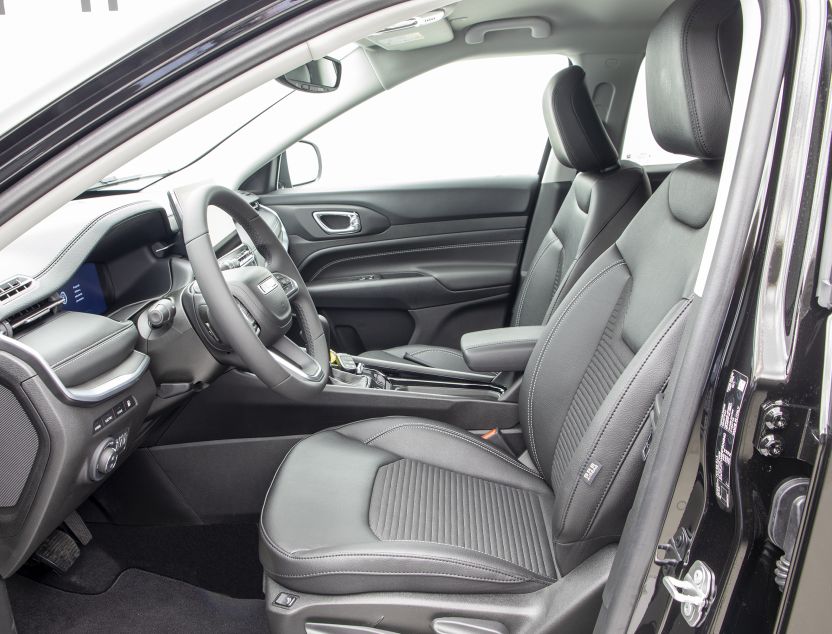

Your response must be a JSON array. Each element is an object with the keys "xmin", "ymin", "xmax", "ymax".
[{"xmin": 0, "ymin": 276, "xmax": 34, "ymax": 304}]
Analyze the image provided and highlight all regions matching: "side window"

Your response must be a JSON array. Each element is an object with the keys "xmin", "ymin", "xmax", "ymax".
[
  {"xmin": 299, "ymin": 54, "xmax": 569, "ymax": 189},
  {"xmin": 622, "ymin": 61, "xmax": 689, "ymax": 166}
]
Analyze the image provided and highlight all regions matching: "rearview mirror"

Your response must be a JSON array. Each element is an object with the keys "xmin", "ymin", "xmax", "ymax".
[{"xmin": 277, "ymin": 57, "xmax": 341, "ymax": 93}]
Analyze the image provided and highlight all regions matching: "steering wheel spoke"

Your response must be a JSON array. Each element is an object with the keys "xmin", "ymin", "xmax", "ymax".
[
  {"xmin": 178, "ymin": 184, "xmax": 330, "ymax": 397},
  {"xmin": 269, "ymin": 337, "xmax": 325, "ymax": 382}
]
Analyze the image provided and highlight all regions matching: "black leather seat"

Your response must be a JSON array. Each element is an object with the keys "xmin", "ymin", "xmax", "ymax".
[
  {"xmin": 361, "ymin": 65, "xmax": 650, "ymax": 374},
  {"xmin": 261, "ymin": 0, "xmax": 740, "ymax": 614}
]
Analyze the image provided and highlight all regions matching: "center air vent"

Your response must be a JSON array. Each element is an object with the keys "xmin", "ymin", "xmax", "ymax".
[
  {"xmin": 3, "ymin": 295, "xmax": 63, "ymax": 337},
  {"xmin": 0, "ymin": 276, "xmax": 34, "ymax": 304}
]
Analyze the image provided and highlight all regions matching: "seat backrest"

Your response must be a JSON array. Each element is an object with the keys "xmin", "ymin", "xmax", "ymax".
[
  {"xmin": 519, "ymin": 0, "xmax": 741, "ymax": 574},
  {"xmin": 511, "ymin": 65, "xmax": 650, "ymax": 327}
]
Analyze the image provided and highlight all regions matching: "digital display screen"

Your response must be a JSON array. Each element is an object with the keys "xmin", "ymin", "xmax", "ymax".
[{"xmin": 58, "ymin": 263, "xmax": 107, "ymax": 315}]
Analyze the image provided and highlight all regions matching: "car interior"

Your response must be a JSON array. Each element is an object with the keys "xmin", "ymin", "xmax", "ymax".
[{"xmin": 0, "ymin": 0, "xmax": 754, "ymax": 631}]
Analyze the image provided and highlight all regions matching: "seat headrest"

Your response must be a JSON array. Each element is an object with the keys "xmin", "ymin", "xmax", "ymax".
[
  {"xmin": 543, "ymin": 65, "xmax": 619, "ymax": 173},
  {"xmin": 646, "ymin": 0, "xmax": 742, "ymax": 160}
]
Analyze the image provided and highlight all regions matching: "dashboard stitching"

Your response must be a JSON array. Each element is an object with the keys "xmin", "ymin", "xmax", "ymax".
[
  {"xmin": 52, "ymin": 324, "xmax": 133, "ymax": 370},
  {"xmin": 33, "ymin": 206, "xmax": 157, "ymax": 280}
]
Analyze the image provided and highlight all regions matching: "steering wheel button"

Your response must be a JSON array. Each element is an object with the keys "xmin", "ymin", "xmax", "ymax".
[{"xmin": 258, "ymin": 277, "xmax": 279, "ymax": 294}]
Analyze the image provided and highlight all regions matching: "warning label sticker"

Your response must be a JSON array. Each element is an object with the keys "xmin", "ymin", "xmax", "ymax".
[{"xmin": 714, "ymin": 370, "xmax": 749, "ymax": 511}]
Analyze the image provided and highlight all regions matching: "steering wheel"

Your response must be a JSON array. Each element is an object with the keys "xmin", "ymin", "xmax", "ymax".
[{"xmin": 178, "ymin": 184, "xmax": 329, "ymax": 398}]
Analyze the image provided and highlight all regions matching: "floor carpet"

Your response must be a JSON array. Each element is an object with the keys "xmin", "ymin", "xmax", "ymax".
[
  {"xmin": 8, "ymin": 568, "xmax": 268, "ymax": 633},
  {"xmin": 22, "ymin": 522, "xmax": 264, "ymax": 599}
]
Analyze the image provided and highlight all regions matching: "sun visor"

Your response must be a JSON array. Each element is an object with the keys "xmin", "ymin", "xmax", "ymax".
[{"xmin": 363, "ymin": 9, "xmax": 454, "ymax": 51}]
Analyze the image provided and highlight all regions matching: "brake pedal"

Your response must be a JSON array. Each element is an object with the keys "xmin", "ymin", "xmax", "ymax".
[
  {"xmin": 33, "ymin": 529, "xmax": 80, "ymax": 573},
  {"xmin": 63, "ymin": 510, "xmax": 92, "ymax": 546}
]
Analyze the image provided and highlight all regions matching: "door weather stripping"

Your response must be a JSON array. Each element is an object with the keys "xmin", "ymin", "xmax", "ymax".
[
  {"xmin": 768, "ymin": 477, "xmax": 809, "ymax": 591},
  {"xmin": 662, "ymin": 560, "xmax": 716, "ymax": 627},
  {"xmin": 753, "ymin": 0, "xmax": 828, "ymax": 382}
]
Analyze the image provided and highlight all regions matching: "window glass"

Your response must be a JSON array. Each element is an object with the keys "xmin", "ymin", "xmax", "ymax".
[
  {"xmin": 304, "ymin": 54, "xmax": 569, "ymax": 188},
  {"xmin": 622, "ymin": 61, "xmax": 689, "ymax": 166},
  {"xmin": 0, "ymin": 0, "xmax": 218, "ymax": 133}
]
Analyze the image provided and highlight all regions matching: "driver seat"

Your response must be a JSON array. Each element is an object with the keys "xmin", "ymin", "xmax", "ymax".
[{"xmin": 260, "ymin": 0, "xmax": 741, "ymax": 630}]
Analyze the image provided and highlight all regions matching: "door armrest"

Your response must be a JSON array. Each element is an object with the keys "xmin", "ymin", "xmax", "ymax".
[{"xmin": 460, "ymin": 326, "xmax": 543, "ymax": 373}]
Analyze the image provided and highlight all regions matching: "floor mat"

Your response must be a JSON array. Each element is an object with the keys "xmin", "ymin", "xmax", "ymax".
[
  {"xmin": 23, "ymin": 522, "xmax": 263, "ymax": 599},
  {"xmin": 8, "ymin": 568, "xmax": 268, "ymax": 633}
]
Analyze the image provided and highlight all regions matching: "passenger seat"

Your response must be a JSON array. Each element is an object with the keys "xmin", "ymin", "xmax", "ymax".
[{"xmin": 362, "ymin": 65, "xmax": 651, "ymax": 372}]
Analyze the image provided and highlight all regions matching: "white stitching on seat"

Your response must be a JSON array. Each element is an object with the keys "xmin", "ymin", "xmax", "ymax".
[
  {"xmin": 513, "ymin": 232, "xmax": 559, "ymax": 326},
  {"xmin": 380, "ymin": 539, "xmax": 557, "ymax": 582},
  {"xmin": 363, "ymin": 422, "xmax": 542, "ymax": 478},
  {"xmin": 572, "ymin": 300, "xmax": 692, "ymax": 539},
  {"xmin": 525, "ymin": 260, "xmax": 627, "ymax": 472},
  {"xmin": 259, "ymin": 526, "xmax": 536, "ymax": 582}
]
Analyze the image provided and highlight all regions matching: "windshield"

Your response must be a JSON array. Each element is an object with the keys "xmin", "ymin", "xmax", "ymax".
[
  {"xmin": 86, "ymin": 80, "xmax": 293, "ymax": 192},
  {"xmin": 0, "ymin": 0, "xmax": 219, "ymax": 136}
]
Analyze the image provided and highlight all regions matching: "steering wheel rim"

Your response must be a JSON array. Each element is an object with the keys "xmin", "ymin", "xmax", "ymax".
[{"xmin": 178, "ymin": 184, "xmax": 329, "ymax": 398}]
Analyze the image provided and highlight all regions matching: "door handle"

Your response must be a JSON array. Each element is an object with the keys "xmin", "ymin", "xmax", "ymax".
[{"xmin": 313, "ymin": 210, "xmax": 361, "ymax": 235}]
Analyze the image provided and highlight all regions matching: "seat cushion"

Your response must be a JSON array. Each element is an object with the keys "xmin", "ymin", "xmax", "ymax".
[
  {"xmin": 259, "ymin": 417, "xmax": 557, "ymax": 595},
  {"xmin": 361, "ymin": 345, "xmax": 480, "ymax": 374}
]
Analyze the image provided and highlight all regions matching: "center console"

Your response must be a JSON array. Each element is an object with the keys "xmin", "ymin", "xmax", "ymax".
[
  {"xmin": 326, "ymin": 325, "xmax": 544, "ymax": 403},
  {"xmin": 329, "ymin": 352, "xmax": 509, "ymax": 401}
]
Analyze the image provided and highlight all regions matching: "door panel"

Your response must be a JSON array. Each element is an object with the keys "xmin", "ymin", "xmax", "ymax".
[{"xmin": 260, "ymin": 176, "xmax": 535, "ymax": 353}]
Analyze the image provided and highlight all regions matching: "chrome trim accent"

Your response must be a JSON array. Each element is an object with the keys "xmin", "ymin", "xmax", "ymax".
[
  {"xmin": 0, "ymin": 334, "xmax": 149, "ymax": 405},
  {"xmin": 753, "ymin": 0, "xmax": 827, "ymax": 383},
  {"xmin": 313, "ymin": 210, "xmax": 361, "ymax": 235},
  {"xmin": 268, "ymin": 348, "xmax": 324, "ymax": 382}
]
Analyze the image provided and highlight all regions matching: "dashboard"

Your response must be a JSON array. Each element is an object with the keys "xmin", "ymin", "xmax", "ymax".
[{"xmin": 0, "ymin": 190, "xmax": 288, "ymax": 578}]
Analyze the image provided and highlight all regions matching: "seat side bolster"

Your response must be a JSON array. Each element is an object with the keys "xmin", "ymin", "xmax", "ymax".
[{"xmin": 551, "ymin": 299, "xmax": 692, "ymax": 573}]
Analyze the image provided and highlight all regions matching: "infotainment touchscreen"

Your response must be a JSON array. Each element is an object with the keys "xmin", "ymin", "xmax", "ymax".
[{"xmin": 58, "ymin": 263, "xmax": 108, "ymax": 315}]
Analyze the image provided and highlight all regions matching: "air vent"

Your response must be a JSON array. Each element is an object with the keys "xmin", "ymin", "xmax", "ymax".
[
  {"xmin": 0, "ymin": 276, "xmax": 34, "ymax": 304},
  {"xmin": 5, "ymin": 295, "xmax": 63, "ymax": 336}
]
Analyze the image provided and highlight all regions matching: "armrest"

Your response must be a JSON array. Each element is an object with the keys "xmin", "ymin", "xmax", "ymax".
[{"xmin": 460, "ymin": 326, "xmax": 543, "ymax": 373}]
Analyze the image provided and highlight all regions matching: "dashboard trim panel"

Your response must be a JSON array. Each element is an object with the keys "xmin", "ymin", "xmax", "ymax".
[{"xmin": 0, "ymin": 335, "xmax": 149, "ymax": 405}]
